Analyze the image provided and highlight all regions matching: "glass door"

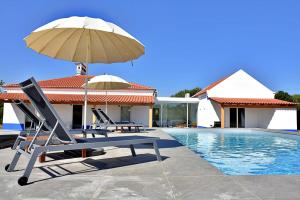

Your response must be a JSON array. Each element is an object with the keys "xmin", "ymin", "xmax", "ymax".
[
  {"xmin": 238, "ymin": 108, "xmax": 245, "ymax": 128},
  {"xmin": 230, "ymin": 108, "xmax": 245, "ymax": 128},
  {"xmin": 229, "ymin": 108, "xmax": 237, "ymax": 128}
]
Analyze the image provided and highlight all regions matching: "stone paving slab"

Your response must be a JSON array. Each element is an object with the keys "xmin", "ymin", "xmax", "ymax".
[{"xmin": 0, "ymin": 128, "xmax": 300, "ymax": 200}]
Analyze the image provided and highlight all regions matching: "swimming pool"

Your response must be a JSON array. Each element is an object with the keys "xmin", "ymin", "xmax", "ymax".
[{"xmin": 164, "ymin": 128, "xmax": 300, "ymax": 175}]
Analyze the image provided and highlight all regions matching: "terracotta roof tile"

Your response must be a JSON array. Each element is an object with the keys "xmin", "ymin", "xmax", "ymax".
[
  {"xmin": 0, "ymin": 93, "xmax": 154, "ymax": 105},
  {"xmin": 4, "ymin": 75, "xmax": 154, "ymax": 90},
  {"xmin": 210, "ymin": 97, "xmax": 297, "ymax": 106}
]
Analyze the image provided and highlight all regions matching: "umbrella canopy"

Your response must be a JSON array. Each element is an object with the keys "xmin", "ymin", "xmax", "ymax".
[
  {"xmin": 24, "ymin": 16, "xmax": 145, "ymax": 131},
  {"xmin": 24, "ymin": 16, "xmax": 144, "ymax": 63},
  {"xmin": 84, "ymin": 74, "xmax": 131, "ymax": 114},
  {"xmin": 84, "ymin": 74, "xmax": 130, "ymax": 90}
]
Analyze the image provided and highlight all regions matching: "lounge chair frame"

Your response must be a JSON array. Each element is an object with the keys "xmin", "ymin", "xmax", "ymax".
[
  {"xmin": 5, "ymin": 77, "xmax": 161, "ymax": 186},
  {"xmin": 12, "ymin": 100, "xmax": 109, "ymax": 150},
  {"xmin": 97, "ymin": 108, "xmax": 146, "ymax": 132},
  {"xmin": 91, "ymin": 107, "xmax": 105, "ymax": 129}
]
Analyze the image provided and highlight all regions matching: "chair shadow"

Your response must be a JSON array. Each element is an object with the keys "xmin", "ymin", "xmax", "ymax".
[
  {"xmin": 28, "ymin": 153, "xmax": 168, "ymax": 185},
  {"xmin": 45, "ymin": 149, "xmax": 106, "ymax": 161}
]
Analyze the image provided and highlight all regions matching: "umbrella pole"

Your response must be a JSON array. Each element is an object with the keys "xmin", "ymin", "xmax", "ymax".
[
  {"xmin": 83, "ymin": 63, "xmax": 88, "ymax": 134},
  {"xmin": 106, "ymin": 90, "xmax": 108, "ymax": 114}
]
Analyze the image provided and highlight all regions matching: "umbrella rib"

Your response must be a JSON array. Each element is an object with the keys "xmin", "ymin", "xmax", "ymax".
[
  {"xmin": 71, "ymin": 29, "xmax": 86, "ymax": 62},
  {"xmin": 113, "ymin": 34, "xmax": 140, "ymax": 60},
  {"xmin": 87, "ymin": 29, "xmax": 92, "ymax": 62},
  {"xmin": 94, "ymin": 31, "xmax": 109, "ymax": 63},
  {"xmin": 25, "ymin": 29, "xmax": 52, "ymax": 46},
  {"xmin": 53, "ymin": 29, "xmax": 79, "ymax": 58},
  {"xmin": 104, "ymin": 33, "xmax": 127, "ymax": 62},
  {"xmin": 38, "ymin": 28, "xmax": 72, "ymax": 53}
]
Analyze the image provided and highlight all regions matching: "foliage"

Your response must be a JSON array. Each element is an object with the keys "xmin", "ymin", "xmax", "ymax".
[
  {"xmin": 171, "ymin": 87, "xmax": 201, "ymax": 97},
  {"xmin": 293, "ymin": 94, "xmax": 300, "ymax": 102},
  {"xmin": 293, "ymin": 95, "xmax": 300, "ymax": 110},
  {"xmin": 274, "ymin": 91, "xmax": 295, "ymax": 102}
]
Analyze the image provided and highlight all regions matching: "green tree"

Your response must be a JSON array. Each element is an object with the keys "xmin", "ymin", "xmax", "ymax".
[
  {"xmin": 171, "ymin": 87, "xmax": 201, "ymax": 97},
  {"xmin": 274, "ymin": 91, "xmax": 294, "ymax": 102},
  {"xmin": 293, "ymin": 94, "xmax": 300, "ymax": 102}
]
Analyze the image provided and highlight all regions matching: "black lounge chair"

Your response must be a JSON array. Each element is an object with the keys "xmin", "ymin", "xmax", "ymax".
[
  {"xmin": 5, "ymin": 77, "xmax": 161, "ymax": 186},
  {"xmin": 11, "ymin": 100, "xmax": 50, "ymax": 150},
  {"xmin": 13, "ymin": 100, "xmax": 49, "ymax": 132},
  {"xmin": 12, "ymin": 100, "xmax": 108, "ymax": 150},
  {"xmin": 97, "ymin": 108, "xmax": 146, "ymax": 132}
]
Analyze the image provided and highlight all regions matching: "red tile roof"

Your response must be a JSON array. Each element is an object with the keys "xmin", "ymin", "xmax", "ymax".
[
  {"xmin": 192, "ymin": 76, "xmax": 229, "ymax": 97},
  {"xmin": 4, "ymin": 75, "xmax": 154, "ymax": 90},
  {"xmin": 210, "ymin": 97, "xmax": 297, "ymax": 107},
  {"xmin": 0, "ymin": 93, "xmax": 154, "ymax": 105}
]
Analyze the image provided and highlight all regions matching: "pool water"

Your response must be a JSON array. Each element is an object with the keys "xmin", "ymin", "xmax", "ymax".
[{"xmin": 164, "ymin": 128, "xmax": 300, "ymax": 175}]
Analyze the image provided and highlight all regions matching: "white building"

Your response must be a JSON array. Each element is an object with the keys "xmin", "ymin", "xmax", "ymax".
[
  {"xmin": 193, "ymin": 69, "xmax": 297, "ymax": 130},
  {"xmin": 0, "ymin": 64, "xmax": 156, "ymax": 130},
  {"xmin": 0, "ymin": 67, "xmax": 297, "ymax": 131}
]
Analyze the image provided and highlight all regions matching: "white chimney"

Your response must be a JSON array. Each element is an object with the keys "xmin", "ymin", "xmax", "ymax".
[
  {"xmin": 76, "ymin": 63, "xmax": 87, "ymax": 75},
  {"xmin": 185, "ymin": 93, "xmax": 190, "ymax": 98}
]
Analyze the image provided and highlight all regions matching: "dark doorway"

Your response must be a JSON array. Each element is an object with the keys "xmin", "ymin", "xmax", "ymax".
[
  {"xmin": 230, "ymin": 108, "xmax": 237, "ymax": 128},
  {"xmin": 72, "ymin": 105, "xmax": 82, "ymax": 129}
]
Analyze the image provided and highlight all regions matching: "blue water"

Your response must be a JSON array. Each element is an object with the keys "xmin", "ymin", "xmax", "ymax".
[{"xmin": 164, "ymin": 128, "xmax": 300, "ymax": 175}]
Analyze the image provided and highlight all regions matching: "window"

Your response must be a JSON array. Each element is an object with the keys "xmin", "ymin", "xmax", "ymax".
[
  {"xmin": 121, "ymin": 106, "xmax": 131, "ymax": 122},
  {"xmin": 238, "ymin": 108, "xmax": 245, "ymax": 128}
]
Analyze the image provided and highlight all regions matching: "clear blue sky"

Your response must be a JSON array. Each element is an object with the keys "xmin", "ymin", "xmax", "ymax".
[{"xmin": 1, "ymin": 0, "xmax": 300, "ymax": 96}]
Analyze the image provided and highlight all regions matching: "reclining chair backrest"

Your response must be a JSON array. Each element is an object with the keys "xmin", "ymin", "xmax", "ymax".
[
  {"xmin": 13, "ymin": 100, "xmax": 49, "ymax": 131},
  {"xmin": 91, "ymin": 108, "xmax": 104, "ymax": 123},
  {"xmin": 98, "ymin": 109, "xmax": 116, "ymax": 125},
  {"xmin": 19, "ymin": 77, "xmax": 76, "ymax": 144}
]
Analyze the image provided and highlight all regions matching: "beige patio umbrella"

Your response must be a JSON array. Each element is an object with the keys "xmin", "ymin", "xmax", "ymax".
[
  {"xmin": 83, "ymin": 74, "xmax": 130, "ymax": 114},
  {"xmin": 24, "ymin": 16, "xmax": 144, "ymax": 130}
]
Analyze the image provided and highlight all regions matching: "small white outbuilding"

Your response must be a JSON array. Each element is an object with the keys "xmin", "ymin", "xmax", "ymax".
[{"xmin": 193, "ymin": 69, "xmax": 297, "ymax": 130}]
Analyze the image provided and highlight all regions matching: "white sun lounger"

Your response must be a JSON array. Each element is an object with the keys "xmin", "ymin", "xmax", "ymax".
[{"xmin": 5, "ymin": 77, "xmax": 161, "ymax": 186}]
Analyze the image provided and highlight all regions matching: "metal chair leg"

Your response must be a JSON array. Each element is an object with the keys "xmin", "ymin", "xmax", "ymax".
[
  {"xmin": 153, "ymin": 141, "xmax": 162, "ymax": 161},
  {"xmin": 129, "ymin": 144, "xmax": 136, "ymax": 157}
]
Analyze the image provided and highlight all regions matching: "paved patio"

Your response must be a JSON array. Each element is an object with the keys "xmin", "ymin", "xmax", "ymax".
[{"xmin": 1, "ymin": 129, "xmax": 300, "ymax": 200}]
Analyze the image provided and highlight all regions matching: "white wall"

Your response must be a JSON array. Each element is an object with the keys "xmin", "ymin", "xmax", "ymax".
[
  {"xmin": 53, "ymin": 104, "xmax": 73, "ymax": 129},
  {"xmin": 94, "ymin": 105, "xmax": 149, "ymax": 126},
  {"xmin": 130, "ymin": 106, "xmax": 149, "ymax": 126},
  {"xmin": 94, "ymin": 105, "xmax": 121, "ymax": 122},
  {"xmin": 207, "ymin": 69, "xmax": 275, "ymax": 98},
  {"xmin": 197, "ymin": 96, "xmax": 220, "ymax": 127},
  {"xmin": 2, "ymin": 102, "xmax": 151, "ymax": 130},
  {"xmin": 223, "ymin": 107, "xmax": 297, "ymax": 130},
  {"xmin": 259, "ymin": 108, "xmax": 297, "ymax": 130},
  {"xmin": 3, "ymin": 103, "xmax": 25, "ymax": 124}
]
